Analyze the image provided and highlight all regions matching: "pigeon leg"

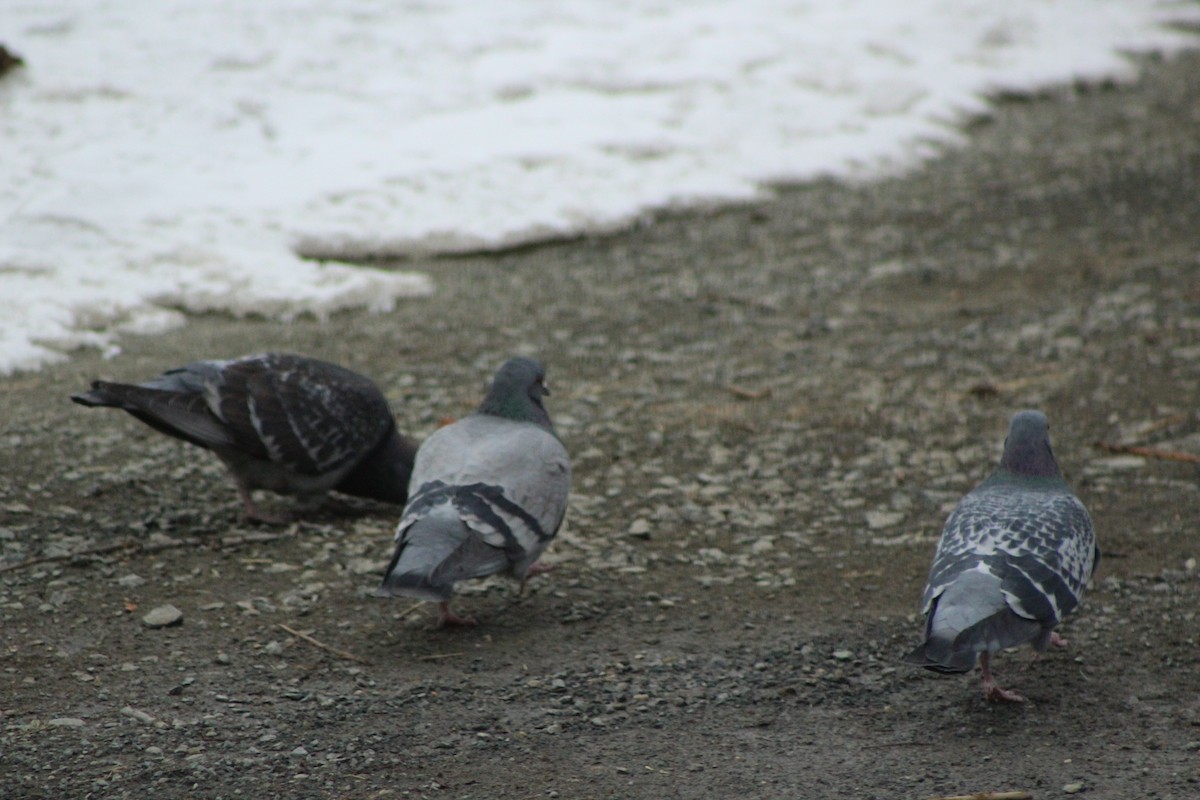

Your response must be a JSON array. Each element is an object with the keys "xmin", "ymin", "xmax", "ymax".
[
  {"xmin": 1030, "ymin": 630, "xmax": 1071, "ymax": 666},
  {"xmin": 519, "ymin": 561, "xmax": 557, "ymax": 593},
  {"xmin": 237, "ymin": 485, "xmax": 292, "ymax": 525},
  {"xmin": 437, "ymin": 602, "xmax": 478, "ymax": 628},
  {"xmin": 981, "ymin": 652, "xmax": 1026, "ymax": 703}
]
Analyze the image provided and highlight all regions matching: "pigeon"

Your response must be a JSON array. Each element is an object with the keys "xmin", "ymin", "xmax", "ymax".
[
  {"xmin": 376, "ymin": 357, "xmax": 570, "ymax": 627},
  {"xmin": 903, "ymin": 410, "xmax": 1099, "ymax": 702},
  {"xmin": 71, "ymin": 353, "xmax": 417, "ymax": 522}
]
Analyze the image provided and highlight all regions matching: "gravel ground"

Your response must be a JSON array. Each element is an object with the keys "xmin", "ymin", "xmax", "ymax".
[{"xmin": 3, "ymin": 50, "xmax": 1200, "ymax": 800}]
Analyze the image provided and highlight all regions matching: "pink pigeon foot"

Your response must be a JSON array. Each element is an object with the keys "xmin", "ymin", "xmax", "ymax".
[
  {"xmin": 1049, "ymin": 631, "xmax": 1069, "ymax": 648},
  {"xmin": 519, "ymin": 561, "xmax": 557, "ymax": 594},
  {"xmin": 981, "ymin": 652, "xmax": 1026, "ymax": 703},
  {"xmin": 238, "ymin": 487, "xmax": 293, "ymax": 525},
  {"xmin": 436, "ymin": 602, "xmax": 478, "ymax": 628}
]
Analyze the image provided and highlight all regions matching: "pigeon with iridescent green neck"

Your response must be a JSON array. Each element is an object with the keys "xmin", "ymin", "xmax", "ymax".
[{"xmin": 376, "ymin": 357, "xmax": 571, "ymax": 627}]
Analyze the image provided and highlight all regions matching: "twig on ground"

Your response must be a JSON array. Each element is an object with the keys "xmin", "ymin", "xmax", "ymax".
[
  {"xmin": 1093, "ymin": 441, "xmax": 1200, "ymax": 464},
  {"xmin": 417, "ymin": 652, "xmax": 465, "ymax": 661},
  {"xmin": 0, "ymin": 529, "xmax": 288, "ymax": 574},
  {"xmin": 726, "ymin": 383, "xmax": 772, "ymax": 400},
  {"xmin": 278, "ymin": 623, "xmax": 371, "ymax": 665},
  {"xmin": 395, "ymin": 601, "xmax": 427, "ymax": 620},
  {"xmin": 0, "ymin": 537, "xmax": 141, "ymax": 574}
]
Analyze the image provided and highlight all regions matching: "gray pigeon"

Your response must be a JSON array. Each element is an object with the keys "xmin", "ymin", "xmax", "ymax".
[
  {"xmin": 904, "ymin": 410, "xmax": 1099, "ymax": 702},
  {"xmin": 71, "ymin": 353, "xmax": 417, "ymax": 522},
  {"xmin": 376, "ymin": 357, "xmax": 570, "ymax": 627}
]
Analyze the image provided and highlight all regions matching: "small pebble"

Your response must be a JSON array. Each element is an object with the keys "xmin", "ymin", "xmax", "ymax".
[
  {"xmin": 47, "ymin": 717, "xmax": 85, "ymax": 728},
  {"xmin": 142, "ymin": 604, "xmax": 183, "ymax": 628},
  {"xmin": 1063, "ymin": 782, "xmax": 1084, "ymax": 794},
  {"xmin": 121, "ymin": 706, "xmax": 155, "ymax": 725},
  {"xmin": 627, "ymin": 519, "xmax": 652, "ymax": 539}
]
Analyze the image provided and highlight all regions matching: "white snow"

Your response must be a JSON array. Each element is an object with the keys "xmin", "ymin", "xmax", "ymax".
[{"xmin": 2, "ymin": 0, "xmax": 1198, "ymax": 374}]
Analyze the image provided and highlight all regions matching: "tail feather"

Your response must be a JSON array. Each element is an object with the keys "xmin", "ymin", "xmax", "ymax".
[
  {"xmin": 376, "ymin": 515, "xmax": 507, "ymax": 601},
  {"xmin": 905, "ymin": 569, "xmax": 1044, "ymax": 673},
  {"xmin": 71, "ymin": 381, "xmax": 231, "ymax": 450}
]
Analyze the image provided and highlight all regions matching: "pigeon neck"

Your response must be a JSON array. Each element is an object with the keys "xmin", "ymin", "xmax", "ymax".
[
  {"xmin": 997, "ymin": 441, "xmax": 1062, "ymax": 480},
  {"xmin": 478, "ymin": 394, "xmax": 552, "ymax": 428}
]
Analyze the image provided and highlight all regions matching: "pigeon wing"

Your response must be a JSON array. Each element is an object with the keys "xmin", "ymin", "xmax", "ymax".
[{"xmin": 211, "ymin": 354, "xmax": 395, "ymax": 476}]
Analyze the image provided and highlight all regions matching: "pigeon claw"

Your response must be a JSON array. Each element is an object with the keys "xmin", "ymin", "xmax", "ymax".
[
  {"xmin": 980, "ymin": 651, "xmax": 1025, "ymax": 703},
  {"xmin": 983, "ymin": 679, "xmax": 1027, "ymax": 704},
  {"xmin": 437, "ymin": 602, "xmax": 478, "ymax": 628},
  {"xmin": 518, "ymin": 560, "xmax": 557, "ymax": 594}
]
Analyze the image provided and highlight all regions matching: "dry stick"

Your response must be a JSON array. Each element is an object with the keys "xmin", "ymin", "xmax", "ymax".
[
  {"xmin": 927, "ymin": 793, "xmax": 1032, "ymax": 800},
  {"xmin": 0, "ymin": 537, "xmax": 141, "ymax": 574},
  {"xmin": 395, "ymin": 601, "xmax": 427, "ymax": 620},
  {"xmin": 418, "ymin": 652, "xmax": 465, "ymax": 661},
  {"xmin": 278, "ymin": 623, "xmax": 371, "ymax": 665},
  {"xmin": 1093, "ymin": 441, "xmax": 1200, "ymax": 465},
  {"xmin": 726, "ymin": 383, "xmax": 772, "ymax": 400},
  {"xmin": 0, "ymin": 530, "xmax": 287, "ymax": 575}
]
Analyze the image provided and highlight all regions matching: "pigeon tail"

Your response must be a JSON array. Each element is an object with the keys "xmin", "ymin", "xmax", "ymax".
[
  {"xmin": 71, "ymin": 380, "xmax": 231, "ymax": 450},
  {"xmin": 376, "ymin": 514, "xmax": 507, "ymax": 602},
  {"xmin": 904, "ymin": 569, "xmax": 1043, "ymax": 674}
]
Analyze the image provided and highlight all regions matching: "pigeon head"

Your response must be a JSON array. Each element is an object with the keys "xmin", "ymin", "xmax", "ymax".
[
  {"xmin": 477, "ymin": 357, "xmax": 553, "ymax": 427},
  {"xmin": 999, "ymin": 410, "xmax": 1061, "ymax": 478}
]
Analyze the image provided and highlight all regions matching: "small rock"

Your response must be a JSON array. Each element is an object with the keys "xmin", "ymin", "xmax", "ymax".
[
  {"xmin": 346, "ymin": 557, "xmax": 383, "ymax": 575},
  {"xmin": 832, "ymin": 649, "xmax": 853, "ymax": 661},
  {"xmin": 121, "ymin": 706, "xmax": 155, "ymax": 725},
  {"xmin": 1063, "ymin": 782, "xmax": 1085, "ymax": 794},
  {"xmin": 865, "ymin": 510, "xmax": 905, "ymax": 530},
  {"xmin": 47, "ymin": 717, "xmax": 85, "ymax": 728},
  {"xmin": 290, "ymin": 746, "xmax": 309, "ymax": 757},
  {"xmin": 749, "ymin": 536, "xmax": 775, "ymax": 554},
  {"xmin": 116, "ymin": 573, "xmax": 146, "ymax": 588},
  {"xmin": 627, "ymin": 519, "xmax": 652, "ymax": 540},
  {"xmin": 142, "ymin": 604, "xmax": 183, "ymax": 628}
]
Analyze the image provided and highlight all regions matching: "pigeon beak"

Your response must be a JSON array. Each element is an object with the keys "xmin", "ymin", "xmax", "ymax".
[{"xmin": 541, "ymin": 382, "xmax": 551, "ymax": 396}]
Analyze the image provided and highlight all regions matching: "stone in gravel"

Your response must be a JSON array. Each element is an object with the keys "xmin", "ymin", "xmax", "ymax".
[
  {"xmin": 121, "ymin": 706, "xmax": 155, "ymax": 724},
  {"xmin": 141, "ymin": 604, "xmax": 183, "ymax": 628},
  {"xmin": 627, "ymin": 519, "xmax": 652, "ymax": 539},
  {"xmin": 865, "ymin": 510, "xmax": 905, "ymax": 530},
  {"xmin": 116, "ymin": 573, "xmax": 145, "ymax": 588},
  {"xmin": 48, "ymin": 717, "xmax": 85, "ymax": 728},
  {"xmin": 1063, "ymin": 782, "xmax": 1084, "ymax": 794}
]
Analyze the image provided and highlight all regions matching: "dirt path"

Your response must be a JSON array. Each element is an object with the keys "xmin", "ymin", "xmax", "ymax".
[{"xmin": 3, "ymin": 51, "xmax": 1200, "ymax": 800}]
